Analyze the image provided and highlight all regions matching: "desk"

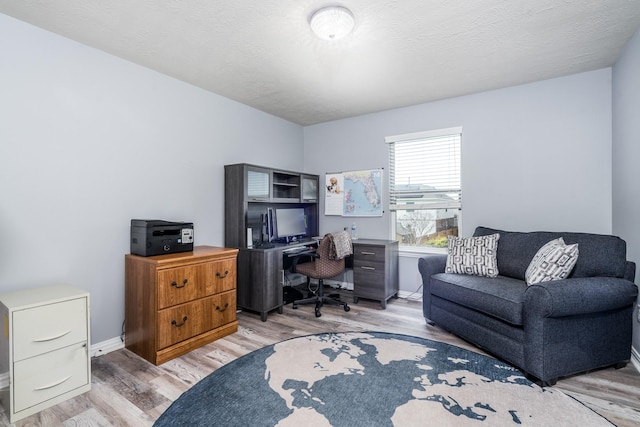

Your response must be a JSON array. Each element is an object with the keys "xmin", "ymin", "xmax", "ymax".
[
  {"xmin": 236, "ymin": 238, "xmax": 399, "ymax": 320},
  {"xmin": 236, "ymin": 240, "xmax": 317, "ymax": 321}
]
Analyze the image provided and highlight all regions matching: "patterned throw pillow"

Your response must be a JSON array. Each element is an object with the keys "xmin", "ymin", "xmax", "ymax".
[
  {"xmin": 445, "ymin": 234, "xmax": 500, "ymax": 278},
  {"xmin": 525, "ymin": 238, "xmax": 579, "ymax": 285}
]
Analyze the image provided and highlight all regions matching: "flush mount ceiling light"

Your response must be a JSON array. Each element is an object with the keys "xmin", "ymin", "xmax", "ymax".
[{"xmin": 309, "ymin": 6, "xmax": 355, "ymax": 40}]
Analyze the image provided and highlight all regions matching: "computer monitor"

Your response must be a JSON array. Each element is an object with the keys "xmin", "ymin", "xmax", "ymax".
[
  {"xmin": 275, "ymin": 208, "xmax": 307, "ymax": 242},
  {"xmin": 262, "ymin": 207, "xmax": 275, "ymax": 244}
]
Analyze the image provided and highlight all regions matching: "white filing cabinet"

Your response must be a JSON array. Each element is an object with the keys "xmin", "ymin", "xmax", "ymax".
[{"xmin": 0, "ymin": 284, "xmax": 91, "ymax": 423}]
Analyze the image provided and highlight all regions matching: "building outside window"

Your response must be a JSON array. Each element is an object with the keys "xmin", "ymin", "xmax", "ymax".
[{"xmin": 386, "ymin": 127, "xmax": 462, "ymax": 250}]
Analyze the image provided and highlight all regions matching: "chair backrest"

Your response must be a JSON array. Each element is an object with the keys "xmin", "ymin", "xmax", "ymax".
[{"xmin": 306, "ymin": 235, "xmax": 345, "ymax": 279}]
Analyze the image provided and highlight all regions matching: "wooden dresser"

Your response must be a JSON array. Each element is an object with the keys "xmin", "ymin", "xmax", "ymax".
[
  {"xmin": 125, "ymin": 246, "xmax": 239, "ymax": 365},
  {"xmin": 0, "ymin": 284, "xmax": 91, "ymax": 423}
]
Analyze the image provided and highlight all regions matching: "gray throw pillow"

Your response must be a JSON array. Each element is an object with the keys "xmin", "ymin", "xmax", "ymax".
[
  {"xmin": 525, "ymin": 237, "xmax": 579, "ymax": 285},
  {"xmin": 445, "ymin": 234, "xmax": 500, "ymax": 278}
]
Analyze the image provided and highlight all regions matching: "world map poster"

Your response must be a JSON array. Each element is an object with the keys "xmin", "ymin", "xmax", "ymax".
[{"xmin": 324, "ymin": 169, "xmax": 383, "ymax": 217}]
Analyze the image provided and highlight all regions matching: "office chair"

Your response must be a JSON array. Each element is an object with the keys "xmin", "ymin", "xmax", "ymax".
[{"xmin": 291, "ymin": 234, "xmax": 351, "ymax": 317}]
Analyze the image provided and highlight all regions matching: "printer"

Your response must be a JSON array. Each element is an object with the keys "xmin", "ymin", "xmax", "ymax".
[{"xmin": 130, "ymin": 219, "xmax": 194, "ymax": 256}]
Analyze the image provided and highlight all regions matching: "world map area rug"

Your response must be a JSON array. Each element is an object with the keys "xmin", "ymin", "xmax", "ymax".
[{"xmin": 154, "ymin": 332, "xmax": 612, "ymax": 426}]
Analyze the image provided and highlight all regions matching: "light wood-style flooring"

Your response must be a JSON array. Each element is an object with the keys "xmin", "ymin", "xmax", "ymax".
[{"xmin": 2, "ymin": 290, "xmax": 639, "ymax": 426}]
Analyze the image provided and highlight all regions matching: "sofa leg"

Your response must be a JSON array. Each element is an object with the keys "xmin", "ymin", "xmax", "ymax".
[
  {"xmin": 614, "ymin": 362, "xmax": 627, "ymax": 369},
  {"xmin": 424, "ymin": 317, "xmax": 435, "ymax": 326},
  {"xmin": 526, "ymin": 373, "xmax": 557, "ymax": 387},
  {"xmin": 540, "ymin": 378, "xmax": 558, "ymax": 387}
]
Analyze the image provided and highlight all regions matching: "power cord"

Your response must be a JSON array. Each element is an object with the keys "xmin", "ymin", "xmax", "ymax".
[{"xmin": 404, "ymin": 283, "xmax": 423, "ymax": 301}]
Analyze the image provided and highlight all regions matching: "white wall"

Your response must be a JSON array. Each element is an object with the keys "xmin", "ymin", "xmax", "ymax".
[
  {"xmin": 304, "ymin": 69, "xmax": 613, "ymax": 294},
  {"xmin": 0, "ymin": 15, "xmax": 304, "ymax": 344},
  {"xmin": 2, "ymin": 12, "xmax": 631, "ymax": 349},
  {"xmin": 613, "ymin": 27, "xmax": 640, "ymax": 353}
]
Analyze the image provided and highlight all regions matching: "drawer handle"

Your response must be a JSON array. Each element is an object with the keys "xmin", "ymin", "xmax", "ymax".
[
  {"xmin": 360, "ymin": 266, "xmax": 376, "ymax": 271},
  {"xmin": 34, "ymin": 375, "xmax": 72, "ymax": 391},
  {"xmin": 172, "ymin": 279, "xmax": 189, "ymax": 288},
  {"xmin": 216, "ymin": 270, "xmax": 229, "ymax": 279},
  {"xmin": 171, "ymin": 316, "xmax": 188, "ymax": 327},
  {"xmin": 33, "ymin": 330, "xmax": 71, "ymax": 342},
  {"xmin": 215, "ymin": 303, "xmax": 230, "ymax": 312},
  {"xmin": 361, "ymin": 251, "xmax": 376, "ymax": 256}
]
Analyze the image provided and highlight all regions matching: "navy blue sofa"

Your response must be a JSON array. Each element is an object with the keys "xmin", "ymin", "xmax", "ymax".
[{"xmin": 418, "ymin": 226, "xmax": 638, "ymax": 385}]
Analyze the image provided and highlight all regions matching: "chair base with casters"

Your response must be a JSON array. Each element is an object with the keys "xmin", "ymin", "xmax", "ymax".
[
  {"xmin": 290, "ymin": 233, "xmax": 352, "ymax": 318},
  {"xmin": 292, "ymin": 277, "xmax": 350, "ymax": 317}
]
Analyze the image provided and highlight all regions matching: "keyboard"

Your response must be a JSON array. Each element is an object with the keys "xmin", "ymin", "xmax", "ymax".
[{"xmin": 284, "ymin": 247, "xmax": 308, "ymax": 254}]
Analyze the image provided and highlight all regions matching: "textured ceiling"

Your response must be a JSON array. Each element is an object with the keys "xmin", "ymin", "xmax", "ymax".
[{"xmin": 2, "ymin": 1, "xmax": 640, "ymax": 125}]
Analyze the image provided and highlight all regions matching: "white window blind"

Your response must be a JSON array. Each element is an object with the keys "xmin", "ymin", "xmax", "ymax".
[{"xmin": 386, "ymin": 128, "xmax": 461, "ymax": 211}]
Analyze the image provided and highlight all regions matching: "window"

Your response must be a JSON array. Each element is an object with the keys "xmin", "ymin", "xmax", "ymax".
[{"xmin": 386, "ymin": 127, "xmax": 462, "ymax": 249}]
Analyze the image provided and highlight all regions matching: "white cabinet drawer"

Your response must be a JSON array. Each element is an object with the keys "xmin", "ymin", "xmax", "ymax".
[
  {"xmin": 13, "ymin": 297, "xmax": 87, "ymax": 361},
  {"xmin": 13, "ymin": 342, "xmax": 89, "ymax": 413}
]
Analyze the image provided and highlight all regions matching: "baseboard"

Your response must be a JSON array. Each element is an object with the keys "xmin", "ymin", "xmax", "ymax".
[
  {"xmin": 398, "ymin": 290, "xmax": 422, "ymax": 301},
  {"xmin": 90, "ymin": 336, "xmax": 125, "ymax": 358},
  {"xmin": 631, "ymin": 346, "xmax": 640, "ymax": 373}
]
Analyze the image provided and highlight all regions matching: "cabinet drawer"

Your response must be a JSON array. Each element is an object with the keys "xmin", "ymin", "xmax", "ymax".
[
  {"xmin": 13, "ymin": 298, "xmax": 87, "ymax": 362},
  {"xmin": 353, "ymin": 245, "xmax": 386, "ymax": 263},
  {"xmin": 156, "ymin": 300, "xmax": 208, "ymax": 349},
  {"xmin": 205, "ymin": 259, "xmax": 237, "ymax": 295},
  {"xmin": 354, "ymin": 265, "xmax": 385, "ymax": 288},
  {"xmin": 157, "ymin": 264, "xmax": 208, "ymax": 309},
  {"xmin": 13, "ymin": 342, "xmax": 89, "ymax": 413},
  {"xmin": 205, "ymin": 291, "xmax": 236, "ymax": 330}
]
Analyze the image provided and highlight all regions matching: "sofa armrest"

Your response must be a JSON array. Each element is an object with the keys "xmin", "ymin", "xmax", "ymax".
[
  {"xmin": 418, "ymin": 254, "xmax": 447, "ymax": 321},
  {"xmin": 524, "ymin": 277, "xmax": 638, "ymax": 318},
  {"xmin": 624, "ymin": 261, "xmax": 636, "ymax": 283}
]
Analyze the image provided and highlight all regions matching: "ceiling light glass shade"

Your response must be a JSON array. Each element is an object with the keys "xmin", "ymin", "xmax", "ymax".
[{"xmin": 310, "ymin": 6, "xmax": 355, "ymax": 40}]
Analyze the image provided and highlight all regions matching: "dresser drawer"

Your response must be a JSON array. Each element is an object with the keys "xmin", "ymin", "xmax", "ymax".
[
  {"xmin": 13, "ymin": 298, "xmax": 88, "ymax": 362},
  {"xmin": 354, "ymin": 264, "xmax": 385, "ymax": 289},
  {"xmin": 206, "ymin": 291, "xmax": 236, "ymax": 330},
  {"xmin": 205, "ymin": 259, "xmax": 237, "ymax": 295},
  {"xmin": 13, "ymin": 342, "xmax": 89, "ymax": 413},
  {"xmin": 156, "ymin": 300, "xmax": 208, "ymax": 349},
  {"xmin": 353, "ymin": 245, "xmax": 386, "ymax": 263},
  {"xmin": 157, "ymin": 264, "xmax": 208, "ymax": 309}
]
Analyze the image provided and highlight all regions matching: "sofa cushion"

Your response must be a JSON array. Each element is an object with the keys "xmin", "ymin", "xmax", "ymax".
[
  {"xmin": 525, "ymin": 238, "xmax": 579, "ymax": 285},
  {"xmin": 445, "ymin": 234, "xmax": 500, "ymax": 277},
  {"xmin": 474, "ymin": 227, "xmax": 627, "ymax": 280},
  {"xmin": 430, "ymin": 273, "xmax": 527, "ymax": 325}
]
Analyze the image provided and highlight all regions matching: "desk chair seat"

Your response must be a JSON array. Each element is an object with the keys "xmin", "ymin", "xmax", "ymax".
[{"xmin": 292, "ymin": 234, "xmax": 351, "ymax": 317}]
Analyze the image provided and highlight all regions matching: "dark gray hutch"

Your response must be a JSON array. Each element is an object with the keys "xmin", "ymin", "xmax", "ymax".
[{"xmin": 224, "ymin": 163, "xmax": 319, "ymax": 321}]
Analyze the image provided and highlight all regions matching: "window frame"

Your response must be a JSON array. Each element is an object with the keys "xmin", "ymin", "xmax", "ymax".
[{"xmin": 386, "ymin": 127, "xmax": 462, "ymax": 253}]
